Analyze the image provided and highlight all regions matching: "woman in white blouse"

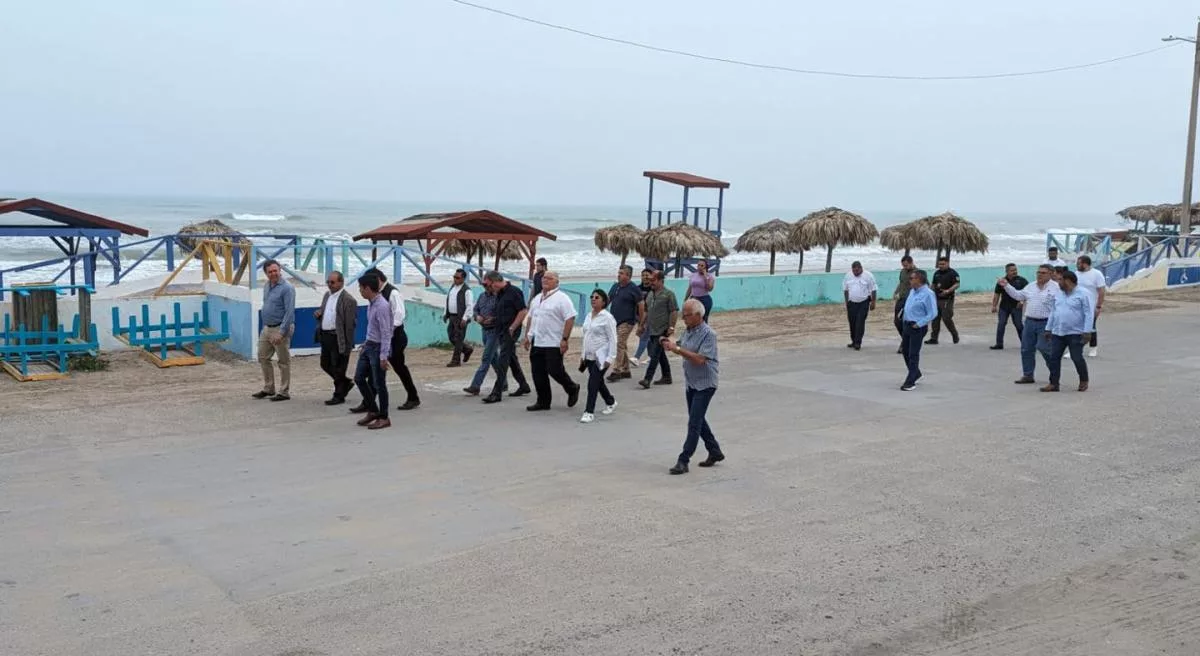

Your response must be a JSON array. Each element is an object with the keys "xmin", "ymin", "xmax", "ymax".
[{"xmin": 579, "ymin": 288, "xmax": 619, "ymax": 423}]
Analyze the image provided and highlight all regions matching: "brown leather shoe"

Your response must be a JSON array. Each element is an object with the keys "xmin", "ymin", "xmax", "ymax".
[
  {"xmin": 1078, "ymin": 381, "xmax": 1089, "ymax": 392},
  {"xmin": 1014, "ymin": 376, "xmax": 1035, "ymax": 384},
  {"xmin": 356, "ymin": 413, "xmax": 379, "ymax": 426},
  {"xmin": 1039, "ymin": 384, "xmax": 1059, "ymax": 393},
  {"xmin": 367, "ymin": 417, "xmax": 392, "ymax": 430}
]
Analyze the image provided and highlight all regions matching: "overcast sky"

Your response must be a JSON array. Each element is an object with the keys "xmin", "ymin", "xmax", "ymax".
[{"xmin": 1, "ymin": 0, "xmax": 1196, "ymax": 212}]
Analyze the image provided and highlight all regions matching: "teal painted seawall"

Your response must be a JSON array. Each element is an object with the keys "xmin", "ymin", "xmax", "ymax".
[{"xmin": 560, "ymin": 264, "xmax": 1011, "ymax": 318}]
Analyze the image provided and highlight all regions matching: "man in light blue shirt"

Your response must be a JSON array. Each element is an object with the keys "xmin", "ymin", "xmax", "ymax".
[
  {"xmin": 899, "ymin": 269, "xmax": 938, "ymax": 391},
  {"xmin": 1042, "ymin": 271, "xmax": 1093, "ymax": 392},
  {"xmin": 254, "ymin": 259, "xmax": 296, "ymax": 401}
]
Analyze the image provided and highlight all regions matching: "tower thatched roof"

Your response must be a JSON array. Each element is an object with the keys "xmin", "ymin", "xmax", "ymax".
[
  {"xmin": 902, "ymin": 212, "xmax": 989, "ymax": 254},
  {"xmin": 639, "ymin": 222, "xmax": 729, "ymax": 260}
]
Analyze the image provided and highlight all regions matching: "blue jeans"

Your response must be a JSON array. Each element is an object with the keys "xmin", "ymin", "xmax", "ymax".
[
  {"xmin": 678, "ymin": 386, "xmax": 721, "ymax": 464},
  {"xmin": 694, "ymin": 294, "xmax": 713, "ymax": 322},
  {"xmin": 900, "ymin": 322, "xmax": 926, "ymax": 386},
  {"xmin": 995, "ymin": 305, "xmax": 1023, "ymax": 348},
  {"xmin": 1047, "ymin": 334, "xmax": 1088, "ymax": 387},
  {"xmin": 354, "ymin": 342, "xmax": 388, "ymax": 417},
  {"xmin": 1020, "ymin": 317, "xmax": 1048, "ymax": 377},
  {"xmin": 469, "ymin": 330, "xmax": 500, "ymax": 389},
  {"xmin": 634, "ymin": 330, "xmax": 651, "ymax": 359}
]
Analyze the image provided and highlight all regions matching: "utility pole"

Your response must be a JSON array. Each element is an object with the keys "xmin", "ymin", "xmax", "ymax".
[{"xmin": 1164, "ymin": 19, "xmax": 1200, "ymax": 237}]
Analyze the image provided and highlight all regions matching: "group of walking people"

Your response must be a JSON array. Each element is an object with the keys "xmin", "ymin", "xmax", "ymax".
[{"xmin": 254, "ymin": 257, "xmax": 724, "ymax": 474}]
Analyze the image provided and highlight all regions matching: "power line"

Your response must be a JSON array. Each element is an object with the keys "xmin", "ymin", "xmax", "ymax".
[{"xmin": 446, "ymin": 0, "xmax": 1182, "ymax": 81}]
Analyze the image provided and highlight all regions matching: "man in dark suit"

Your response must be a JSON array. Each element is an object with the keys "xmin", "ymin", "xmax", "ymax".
[{"xmin": 314, "ymin": 270, "xmax": 358, "ymax": 405}]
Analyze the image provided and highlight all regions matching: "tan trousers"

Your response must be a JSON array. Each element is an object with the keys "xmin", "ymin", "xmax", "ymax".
[
  {"xmin": 258, "ymin": 326, "xmax": 292, "ymax": 395},
  {"xmin": 613, "ymin": 322, "xmax": 634, "ymax": 374}
]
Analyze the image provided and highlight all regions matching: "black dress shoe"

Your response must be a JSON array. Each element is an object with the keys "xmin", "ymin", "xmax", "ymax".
[
  {"xmin": 567, "ymin": 385, "xmax": 580, "ymax": 408},
  {"xmin": 325, "ymin": 396, "xmax": 345, "ymax": 406},
  {"xmin": 252, "ymin": 391, "xmax": 273, "ymax": 399},
  {"xmin": 853, "ymin": 345, "xmax": 861, "ymax": 351},
  {"xmin": 269, "ymin": 394, "xmax": 290, "ymax": 402},
  {"xmin": 508, "ymin": 386, "xmax": 531, "ymax": 397},
  {"xmin": 653, "ymin": 378, "xmax": 672, "ymax": 386},
  {"xmin": 924, "ymin": 339, "xmax": 938, "ymax": 345},
  {"xmin": 989, "ymin": 345, "xmax": 1004, "ymax": 350},
  {"xmin": 846, "ymin": 343, "xmax": 855, "ymax": 348},
  {"xmin": 697, "ymin": 453, "xmax": 725, "ymax": 467},
  {"xmin": 463, "ymin": 348, "xmax": 474, "ymax": 363},
  {"xmin": 526, "ymin": 403, "xmax": 551, "ymax": 411},
  {"xmin": 349, "ymin": 403, "xmax": 370, "ymax": 414},
  {"xmin": 669, "ymin": 462, "xmax": 689, "ymax": 475},
  {"xmin": 397, "ymin": 400, "xmax": 420, "ymax": 410},
  {"xmin": 463, "ymin": 386, "xmax": 480, "ymax": 395},
  {"xmin": 482, "ymin": 394, "xmax": 502, "ymax": 404},
  {"xmin": 952, "ymin": 335, "xmax": 960, "ymax": 344}
]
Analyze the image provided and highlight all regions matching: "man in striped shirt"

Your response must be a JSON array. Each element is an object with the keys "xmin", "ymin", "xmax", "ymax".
[
  {"xmin": 998, "ymin": 264, "xmax": 1059, "ymax": 385},
  {"xmin": 662, "ymin": 298, "xmax": 723, "ymax": 475}
]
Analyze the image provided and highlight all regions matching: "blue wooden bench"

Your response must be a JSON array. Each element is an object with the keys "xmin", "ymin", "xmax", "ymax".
[
  {"xmin": 0, "ymin": 314, "xmax": 100, "ymax": 382},
  {"xmin": 111, "ymin": 301, "xmax": 230, "ymax": 367}
]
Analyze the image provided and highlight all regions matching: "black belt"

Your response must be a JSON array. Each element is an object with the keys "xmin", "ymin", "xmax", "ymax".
[
  {"xmin": 321, "ymin": 328, "xmax": 337, "ymax": 333},
  {"xmin": 267, "ymin": 323, "xmax": 281, "ymax": 328},
  {"xmin": 1027, "ymin": 316, "xmax": 1049, "ymax": 321}
]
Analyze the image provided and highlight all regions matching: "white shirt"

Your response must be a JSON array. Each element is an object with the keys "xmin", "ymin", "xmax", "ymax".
[
  {"xmin": 1044, "ymin": 257, "xmax": 1069, "ymax": 268},
  {"xmin": 1002, "ymin": 279, "xmax": 1060, "ymax": 320},
  {"xmin": 1074, "ymin": 268, "xmax": 1107, "ymax": 307},
  {"xmin": 842, "ymin": 270, "xmax": 878, "ymax": 303},
  {"xmin": 321, "ymin": 289, "xmax": 342, "ymax": 331},
  {"xmin": 446, "ymin": 284, "xmax": 475, "ymax": 320},
  {"xmin": 385, "ymin": 287, "xmax": 406, "ymax": 327},
  {"xmin": 527, "ymin": 289, "xmax": 577, "ymax": 348},
  {"xmin": 581, "ymin": 309, "xmax": 619, "ymax": 365}
]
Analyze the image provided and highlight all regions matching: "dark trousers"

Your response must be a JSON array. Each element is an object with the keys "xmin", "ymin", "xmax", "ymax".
[
  {"xmin": 387, "ymin": 326, "xmax": 420, "ymax": 405},
  {"xmin": 318, "ymin": 330, "xmax": 351, "ymax": 399},
  {"xmin": 846, "ymin": 299, "xmax": 870, "ymax": 346},
  {"xmin": 995, "ymin": 305, "xmax": 1024, "ymax": 348},
  {"xmin": 695, "ymin": 295, "xmax": 713, "ymax": 322},
  {"xmin": 584, "ymin": 360, "xmax": 615, "ymax": 413},
  {"xmin": 900, "ymin": 322, "xmax": 927, "ymax": 386},
  {"xmin": 893, "ymin": 298, "xmax": 905, "ymax": 337},
  {"xmin": 643, "ymin": 333, "xmax": 671, "ymax": 382},
  {"xmin": 354, "ymin": 342, "xmax": 388, "ymax": 418},
  {"xmin": 1020, "ymin": 317, "xmax": 1049, "ymax": 377},
  {"xmin": 1047, "ymin": 334, "xmax": 1088, "ymax": 386},
  {"xmin": 678, "ymin": 387, "xmax": 721, "ymax": 465},
  {"xmin": 446, "ymin": 315, "xmax": 471, "ymax": 363},
  {"xmin": 489, "ymin": 328, "xmax": 529, "ymax": 397},
  {"xmin": 530, "ymin": 344, "xmax": 577, "ymax": 406},
  {"xmin": 930, "ymin": 296, "xmax": 958, "ymax": 341},
  {"xmin": 1090, "ymin": 315, "xmax": 1099, "ymax": 347}
]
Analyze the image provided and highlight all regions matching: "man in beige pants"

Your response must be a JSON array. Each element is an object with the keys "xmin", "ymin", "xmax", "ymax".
[{"xmin": 253, "ymin": 259, "xmax": 296, "ymax": 401}]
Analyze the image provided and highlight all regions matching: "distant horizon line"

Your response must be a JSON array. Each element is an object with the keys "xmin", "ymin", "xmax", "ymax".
[{"xmin": 1, "ymin": 187, "xmax": 1125, "ymax": 218}]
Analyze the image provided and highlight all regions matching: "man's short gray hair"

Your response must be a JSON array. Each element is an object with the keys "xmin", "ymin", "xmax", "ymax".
[
  {"xmin": 682, "ymin": 298, "xmax": 705, "ymax": 315},
  {"xmin": 484, "ymin": 271, "xmax": 504, "ymax": 283}
]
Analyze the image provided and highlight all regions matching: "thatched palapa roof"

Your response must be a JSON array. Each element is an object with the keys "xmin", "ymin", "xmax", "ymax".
[
  {"xmin": 734, "ymin": 218, "xmax": 800, "ymax": 275},
  {"xmin": 593, "ymin": 224, "xmax": 644, "ymax": 266},
  {"xmin": 1117, "ymin": 202, "xmax": 1200, "ymax": 226},
  {"xmin": 900, "ymin": 212, "xmax": 989, "ymax": 255},
  {"xmin": 177, "ymin": 218, "xmax": 251, "ymax": 252},
  {"xmin": 878, "ymin": 223, "xmax": 912, "ymax": 251},
  {"xmin": 638, "ymin": 222, "xmax": 729, "ymax": 261},
  {"xmin": 441, "ymin": 238, "xmax": 523, "ymax": 261},
  {"xmin": 790, "ymin": 207, "xmax": 878, "ymax": 272}
]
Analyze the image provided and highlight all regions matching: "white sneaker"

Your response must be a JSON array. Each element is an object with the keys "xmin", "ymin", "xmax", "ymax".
[
  {"xmin": 629, "ymin": 356, "xmax": 641, "ymax": 367},
  {"xmin": 602, "ymin": 401, "xmax": 618, "ymax": 415},
  {"xmin": 1088, "ymin": 347, "xmax": 1098, "ymax": 357},
  {"xmin": 579, "ymin": 412, "xmax": 595, "ymax": 424}
]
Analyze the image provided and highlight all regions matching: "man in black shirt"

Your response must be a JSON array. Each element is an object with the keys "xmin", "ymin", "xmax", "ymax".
[
  {"xmin": 990, "ymin": 263, "xmax": 1027, "ymax": 350},
  {"xmin": 482, "ymin": 272, "xmax": 532, "ymax": 403},
  {"xmin": 927, "ymin": 256, "xmax": 960, "ymax": 345},
  {"xmin": 530, "ymin": 257, "xmax": 548, "ymax": 299}
]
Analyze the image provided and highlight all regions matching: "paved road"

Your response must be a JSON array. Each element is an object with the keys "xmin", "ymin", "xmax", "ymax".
[{"xmin": 3, "ymin": 301, "xmax": 1199, "ymax": 655}]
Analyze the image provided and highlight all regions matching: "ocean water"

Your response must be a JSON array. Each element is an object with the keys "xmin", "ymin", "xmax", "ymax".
[{"xmin": 0, "ymin": 193, "xmax": 1121, "ymax": 286}]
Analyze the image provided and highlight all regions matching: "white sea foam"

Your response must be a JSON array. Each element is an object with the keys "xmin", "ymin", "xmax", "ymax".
[{"xmin": 230, "ymin": 213, "xmax": 288, "ymax": 222}]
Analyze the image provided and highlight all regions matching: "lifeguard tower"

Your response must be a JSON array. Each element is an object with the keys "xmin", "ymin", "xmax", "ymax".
[{"xmin": 642, "ymin": 171, "xmax": 729, "ymax": 274}]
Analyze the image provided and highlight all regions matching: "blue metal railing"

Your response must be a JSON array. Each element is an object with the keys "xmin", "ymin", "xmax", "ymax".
[
  {"xmin": 1045, "ymin": 232, "xmax": 1116, "ymax": 262},
  {"xmin": 1098, "ymin": 235, "xmax": 1200, "ymax": 286}
]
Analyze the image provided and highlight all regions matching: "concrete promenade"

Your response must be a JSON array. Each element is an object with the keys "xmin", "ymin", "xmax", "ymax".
[{"xmin": 2, "ymin": 299, "xmax": 1199, "ymax": 655}]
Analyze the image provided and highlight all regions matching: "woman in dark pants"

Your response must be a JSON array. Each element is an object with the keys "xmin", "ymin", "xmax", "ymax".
[
  {"xmin": 684, "ymin": 259, "xmax": 716, "ymax": 322},
  {"xmin": 579, "ymin": 289, "xmax": 618, "ymax": 423}
]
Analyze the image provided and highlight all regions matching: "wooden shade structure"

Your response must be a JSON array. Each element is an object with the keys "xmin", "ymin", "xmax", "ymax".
[
  {"xmin": 734, "ymin": 218, "xmax": 800, "ymax": 275},
  {"xmin": 790, "ymin": 207, "xmax": 878, "ymax": 273},
  {"xmin": 353, "ymin": 210, "xmax": 557, "ymax": 280},
  {"xmin": 593, "ymin": 224, "xmax": 644, "ymax": 267},
  {"xmin": 900, "ymin": 212, "xmax": 989, "ymax": 259}
]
